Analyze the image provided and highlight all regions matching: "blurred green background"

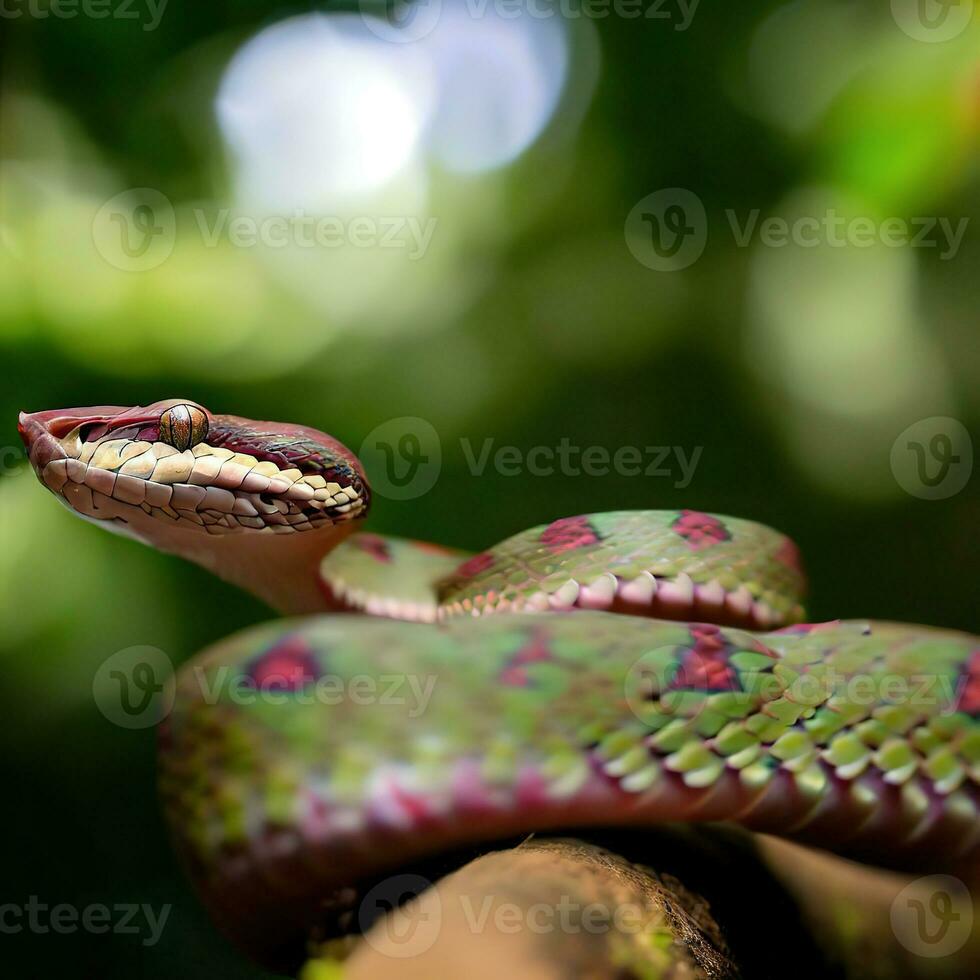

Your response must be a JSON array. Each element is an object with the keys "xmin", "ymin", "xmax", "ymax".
[{"xmin": 1, "ymin": 1, "xmax": 978, "ymax": 976}]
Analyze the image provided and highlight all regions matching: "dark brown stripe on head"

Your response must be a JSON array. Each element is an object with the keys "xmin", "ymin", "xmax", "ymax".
[{"xmin": 208, "ymin": 415, "xmax": 370, "ymax": 504}]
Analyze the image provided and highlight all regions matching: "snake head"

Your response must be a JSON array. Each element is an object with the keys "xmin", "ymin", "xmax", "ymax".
[{"xmin": 18, "ymin": 399, "xmax": 370, "ymax": 609}]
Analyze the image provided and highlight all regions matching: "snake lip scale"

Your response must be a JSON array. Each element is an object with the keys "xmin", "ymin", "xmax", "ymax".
[
  {"xmin": 324, "ymin": 569, "xmax": 789, "ymax": 630},
  {"xmin": 19, "ymin": 400, "xmax": 980, "ymax": 971}
]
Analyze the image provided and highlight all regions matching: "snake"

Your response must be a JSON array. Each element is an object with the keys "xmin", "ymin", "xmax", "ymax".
[{"xmin": 18, "ymin": 398, "xmax": 979, "ymax": 977}]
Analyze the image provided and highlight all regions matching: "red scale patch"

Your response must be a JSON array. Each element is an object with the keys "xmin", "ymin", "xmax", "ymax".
[
  {"xmin": 774, "ymin": 536, "xmax": 804, "ymax": 575},
  {"xmin": 672, "ymin": 510, "xmax": 731, "ymax": 551},
  {"xmin": 956, "ymin": 649, "xmax": 980, "ymax": 716},
  {"xmin": 671, "ymin": 652, "xmax": 737, "ymax": 691},
  {"xmin": 669, "ymin": 624, "xmax": 739, "ymax": 692},
  {"xmin": 540, "ymin": 516, "xmax": 600, "ymax": 554},
  {"xmin": 690, "ymin": 623, "xmax": 726, "ymax": 652},
  {"xmin": 249, "ymin": 636, "xmax": 320, "ymax": 692},
  {"xmin": 387, "ymin": 780, "xmax": 431, "ymax": 822},
  {"xmin": 499, "ymin": 665, "xmax": 531, "ymax": 687},
  {"xmin": 454, "ymin": 551, "xmax": 496, "ymax": 579},
  {"xmin": 354, "ymin": 534, "xmax": 392, "ymax": 563}
]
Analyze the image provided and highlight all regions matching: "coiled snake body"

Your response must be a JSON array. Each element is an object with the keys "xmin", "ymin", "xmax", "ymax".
[{"xmin": 18, "ymin": 399, "xmax": 979, "ymax": 975}]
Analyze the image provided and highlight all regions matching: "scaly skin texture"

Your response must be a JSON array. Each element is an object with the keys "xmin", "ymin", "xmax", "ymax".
[
  {"xmin": 160, "ymin": 614, "xmax": 979, "ymax": 965},
  {"xmin": 17, "ymin": 401, "xmax": 979, "ymax": 975},
  {"xmin": 318, "ymin": 511, "xmax": 805, "ymax": 628}
]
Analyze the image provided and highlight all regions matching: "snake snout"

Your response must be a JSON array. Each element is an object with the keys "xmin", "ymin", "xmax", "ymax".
[
  {"xmin": 17, "ymin": 410, "xmax": 45, "ymax": 446},
  {"xmin": 16, "ymin": 412, "xmax": 32, "ymax": 447},
  {"xmin": 18, "ymin": 406, "xmax": 129, "ymax": 455},
  {"xmin": 17, "ymin": 410, "xmax": 64, "ymax": 470}
]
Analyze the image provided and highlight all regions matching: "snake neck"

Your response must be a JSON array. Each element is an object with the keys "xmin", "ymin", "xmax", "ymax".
[{"xmin": 171, "ymin": 523, "xmax": 357, "ymax": 615}]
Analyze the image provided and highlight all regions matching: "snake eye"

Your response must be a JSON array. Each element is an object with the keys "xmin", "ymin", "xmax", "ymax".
[{"xmin": 159, "ymin": 404, "xmax": 209, "ymax": 451}]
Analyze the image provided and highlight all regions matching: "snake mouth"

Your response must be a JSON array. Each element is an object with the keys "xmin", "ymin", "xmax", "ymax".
[{"xmin": 19, "ymin": 400, "xmax": 368, "ymax": 538}]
